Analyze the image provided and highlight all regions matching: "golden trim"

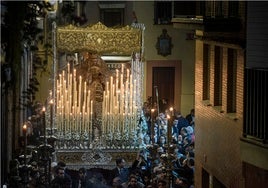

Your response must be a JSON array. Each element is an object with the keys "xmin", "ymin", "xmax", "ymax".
[{"xmin": 56, "ymin": 22, "xmax": 141, "ymax": 55}]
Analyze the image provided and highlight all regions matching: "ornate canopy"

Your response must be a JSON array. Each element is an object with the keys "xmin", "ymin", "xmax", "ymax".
[{"xmin": 56, "ymin": 22, "xmax": 142, "ymax": 55}]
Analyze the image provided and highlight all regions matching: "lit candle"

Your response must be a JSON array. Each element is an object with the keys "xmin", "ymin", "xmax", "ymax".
[
  {"xmin": 130, "ymin": 74, "xmax": 133, "ymax": 114},
  {"xmin": 69, "ymin": 73, "xmax": 73, "ymax": 111},
  {"xmin": 80, "ymin": 112, "xmax": 82, "ymax": 134},
  {"xmin": 82, "ymin": 106, "xmax": 85, "ymax": 132},
  {"xmin": 49, "ymin": 99, "xmax": 53, "ymax": 136},
  {"xmin": 67, "ymin": 63, "xmax": 70, "ymax": 83},
  {"xmin": 73, "ymin": 69, "xmax": 77, "ymax": 115},
  {"xmin": 70, "ymin": 113, "xmax": 73, "ymax": 132},
  {"xmin": 90, "ymin": 100, "xmax": 93, "ymax": 139},
  {"xmin": 116, "ymin": 69, "xmax": 119, "ymax": 110},
  {"xmin": 87, "ymin": 90, "xmax": 90, "ymax": 113},
  {"xmin": 78, "ymin": 76, "xmax": 82, "ymax": 113},
  {"xmin": 85, "ymin": 112, "xmax": 88, "ymax": 133},
  {"xmin": 42, "ymin": 107, "xmax": 46, "ymax": 139},
  {"xmin": 102, "ymin": 90, "xmax": 106, "ymax": 134},
  {"xmin": 126, "ymin": 69, "xmax": 129, "ymax": 83}
]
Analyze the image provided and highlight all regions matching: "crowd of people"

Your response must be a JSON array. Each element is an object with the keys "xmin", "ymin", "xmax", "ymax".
[{"xmin": 8, "ymin": 98, "xmax": 195, "ymax": 188}]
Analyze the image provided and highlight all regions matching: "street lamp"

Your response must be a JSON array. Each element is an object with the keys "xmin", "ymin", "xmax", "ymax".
[
  {"xmin": 21, "ymin": 124, "xmax": 29, "ymax": 187},
  {"xmin": 49, "ymin": 99, "xmax": 53, "ymax": 136},
  {"xmin": 22, "ymin": 124, "xmax": 27, "ymax": 165},
  {"xmin": 41, "ymin": 106, "xmax": 47, "ymax": 145},
  {"xmin": 151, "ymin": 108, "xmax": 155, "ymax": 144}
]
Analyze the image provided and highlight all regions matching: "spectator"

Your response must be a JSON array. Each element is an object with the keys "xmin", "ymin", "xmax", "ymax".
[
  {"xmin": 112, "ymin": 176, "xmax": 123, "ymax": 188},
  {"xmin": 51, "ymin": 166, "xmax": 72, "ymax": 188},
  {"xmin": 157, "ymin": 179, "xmax": 167, "ymax": 188},
  {"xmin": 132, "ymin": 150, "xmax": 151, "ymax": 178},
  {"xmin": 186, "ymin": 109, "xmax": 195, "ymax": 129},
  {"xmin": 175, "ymin": 112, "xmax": 190, "ymax": 135},
  {"xmin": 110, "ymin": 158, "xmax": 130, "ymax": 185},
  {"xmin": 57, "ymin": 161, "xmax": 72, "ymax": 181},
  {"xmin": 73, "ymin": 167, "xmax": 92, "ymax": 188},
  {"xmin": 121, "ymin": 174, "xmax": 144, "ymax": 188}
]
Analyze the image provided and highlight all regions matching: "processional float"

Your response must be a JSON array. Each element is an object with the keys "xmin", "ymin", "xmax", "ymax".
[{"xmin": 46, "ymin": 22, "xmax": 146, "ymax": 168}]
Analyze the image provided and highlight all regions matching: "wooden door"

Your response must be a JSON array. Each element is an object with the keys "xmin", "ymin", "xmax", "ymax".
[{"xmin": 152, "ymin": 67, "xmax": 175, "ymax": 113}]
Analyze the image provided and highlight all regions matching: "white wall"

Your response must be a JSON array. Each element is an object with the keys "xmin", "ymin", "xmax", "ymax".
[{"xmin": 133, "ymin": 1, "xmax": 195, "ymax": 115}]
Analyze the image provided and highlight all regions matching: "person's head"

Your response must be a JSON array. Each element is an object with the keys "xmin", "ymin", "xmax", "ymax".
[
  {"xmin": 157, "ymin": 180, "xmax": 167, "ymax": 188},
  {"xmin": 175, "ymin": 111, "xmax": 182, "ymax": 118},
  {"xmin": 112, "ymin": 176, "xmax": 122, "ymax": 187},
  {"xmin": 116, "ymin": 158, "xmax": 126, "ymax": 168},
  {"xmin": 177, "ymin": 134, "xmax": 183, "ymax": 142},
  {"xmin": 57, "ymin": 161, "xmax": 66, "ymax": 169},
  {"xmin": 178, "ymin": 155, "xmax": 186, "ymax": 166},
  {"xmin": 186, "ymin": 151, "xmax": 195, "ymax": 158},
  {"xmin": 159, "ymin": 113, "xmax": 165, "ymax": 119},
  {"xmin": 39, "ymin": 174, "xmax": 47, "ymax": 184},
  {"xmin": 159, "ymin": 135, "xmax": 166, "ymax": 144},
  {"xmin": 144, "ymin": 134, "xmax": 151, "ymax": 144},
  {"xmin": 190, "ymin": 109, "xmax": 195, "ymax": 116},
  {"xmin": 128, "ymin": 175, "xmax": 138, "ymax": 187},
  {"xmin": 56, "ymin": 166, "xmax": 65, "ymax": 179},
  {"xmin": 143, "ymin": 173, "xmax": 151, "ymax": 183},
  {"xmin": 174, "ymin": 177, "xmax": 189, "ymax": 188},
  {"xmin": 78, "ymin": 167, "xmax": 86, "ymax": 178},
  {"xmin": 180, "ymin": 127, "xmax": 188, "ymax": 137},
  {"xmin": 154, "ymin": 126, "xmax": 158, "ymax": 133},
  {"xmin": 187, "ymin": 157, "xmax": 195, "ymax": 167},
  {"xmin": 157, "ymin": 146, "xmax": 164, "ymax": 154},
  {"xmin": 183, "ymin": 136, "xmax": 192, "ymax": 146}
]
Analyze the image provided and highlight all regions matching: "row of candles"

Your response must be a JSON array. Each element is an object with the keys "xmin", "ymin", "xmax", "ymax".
[
  {"xmin": 55, "ymin": 63, "xmax": 93, "ymax": 135},
  {"xmin": 54, "ymin": 57, "xmax": 144, "ymax": 138},
  {"xmin": 102, "ymin": 63, "xmax": 139, "ymax": 134}
]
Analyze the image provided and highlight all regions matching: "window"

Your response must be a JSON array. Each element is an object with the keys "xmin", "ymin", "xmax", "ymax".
[
  {"xmin": 227, "ymin": 49, "xmax": 237, "ymax": 113},
  {"xmin": 203, "ymin": 44, "xmax": 210, "ymax": 100},
  {"xmin": 228, "ymin": 1, "xmax": 239, "ymax": 17},
  {"xmin": 206, "ymin": 1, "xmax": 223, "ymax": 18},
  {"xmin": 215, "ymin": 1, "xmax": 223, "ymax": 17},
  {"xmin": 99, "ymin": 2, "xmax": 125, "ymax": 27},
  {"xmin": 155, "ymin": 1, "xmax": 203, "ymax": 24},
  {"xmin": 173, "ymin": 1, "xmax": 197, "ymax": 17},
  {"xmin": 154, "ymin": 1, "xmax": 172, "ymax": 24},
  {"xmin": 214, "ymin": 46, "xmax": 222, "ymax": 106}
]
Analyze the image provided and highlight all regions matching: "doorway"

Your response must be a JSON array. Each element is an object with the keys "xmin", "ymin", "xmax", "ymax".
[
  {"xmin": 152, "ymin": 67, "xmax": 175, "ymax": 113},
  {"xmin": 146, "ymin": 60, "xmax": 181, "ymax": 112}
]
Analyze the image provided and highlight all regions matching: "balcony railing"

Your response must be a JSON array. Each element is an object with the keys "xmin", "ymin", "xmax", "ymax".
[
  {"xmin": 244, "ymin": 68, "xmax": 268, "ymax": 144},
  {"xmin": 203, "ymin": 17, "xmax": 241, "ymax": 32}
]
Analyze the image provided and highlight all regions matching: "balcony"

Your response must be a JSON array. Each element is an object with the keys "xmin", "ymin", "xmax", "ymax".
[
  {"xmin": 171, "ymin": 16, "xmax": 203, "ymax": 30},
  {"xmin": 172, "ymin": 16, "xmax": 242, "ymax": 32},
  {"xmin": 203, "ymin": 17, "xmax": 242, "ymax": 32},
  {"xmin": 243, "ymin": 68, "xmax": 268, "ymax": 144},
  {"xmin": 241, "ymin": 68, "xmax": 268, "ymax": 170}
]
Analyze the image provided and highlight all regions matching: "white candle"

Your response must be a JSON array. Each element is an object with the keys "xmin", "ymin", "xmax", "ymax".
[
  {"xmin": 69, "ymin": 74, "xmax": 73, "ymax": 112},
  {"xmin": 85, "ymin": 112, "xmax": 88, "ymax": 133},
  {"xmin": 80, "ymin": 112, "xmax": 82, "ymax": 134},
  {"xmin": 130, "ymin": 74, "xmax": 133, "ymax": 114},
  {"xmin": 90, "ymin": 100, "xmax": 93, "ymax": 139},
  {"xmin": 73, "ymin": 69, "xmax": 77, "ymax": 115},
  {"xmin": 102, "ymin": 91, "xmax": 106, "ymax": 134},
  {"xmin": 78, "ymin": 76, "xmax": 82, "ymax": 113},
  {"xmin": 70, "ymin": 113, "xmax": 72, "ymax": 132},
  {"xmin": 82, "ymin": 106, "xmax": 85, "ymax": 132},
  {"xmin": 67, "ymin": 63, "xmax": 70, "ymax": 81}
]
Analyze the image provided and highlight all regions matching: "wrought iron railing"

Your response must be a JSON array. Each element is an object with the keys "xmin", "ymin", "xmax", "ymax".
[{"xmin": 244, "ymin": 68, "xmax": 268, "ymax": 144}]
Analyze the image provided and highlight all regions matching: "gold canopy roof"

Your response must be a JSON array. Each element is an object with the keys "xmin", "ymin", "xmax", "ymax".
[{"xmin": 56, "ymin": 22, "xmax": 142, "ymax": 55}]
